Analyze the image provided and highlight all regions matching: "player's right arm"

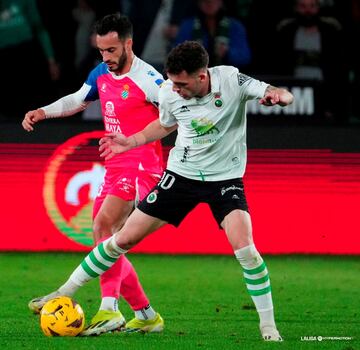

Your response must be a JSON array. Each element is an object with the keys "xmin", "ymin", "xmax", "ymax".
[
  {"xmin": 22, "ymin": 84, "xmax": 92, "ymax": 131},
  {"xmin": 99, "ymin": 119, "xmax": 177, "ymax": 161}
]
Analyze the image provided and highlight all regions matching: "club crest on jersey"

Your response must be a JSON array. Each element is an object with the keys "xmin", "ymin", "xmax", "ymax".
[
  {"xmin": 214, "ymin": 93, "xmax": 223, "ymax": 108},
  {"xmin": 146, "ymin": 190, "xmax": 158, "ymax": 203},
  {"xmin": 121, "ymin": 84, "xmax": 130, "ymax": 99}
]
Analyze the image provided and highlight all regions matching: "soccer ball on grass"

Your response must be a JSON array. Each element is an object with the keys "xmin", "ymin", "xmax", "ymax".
[{"xmin": 40, "ymin": 296, "xmax": 85, "ymax": 336}]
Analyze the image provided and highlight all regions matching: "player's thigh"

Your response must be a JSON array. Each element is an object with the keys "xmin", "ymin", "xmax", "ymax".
[
  {"xmin": 221, "ymin": 209, "xmax": 253, "ymax": 250},
  {"xmin": 93, "ymin": 195, "xmax": 134, "ymax": 235},
  {"xmin": 138, "ymin": 170, "xmax": 199, "ymax": 226},
  {"xmin": 115, "ymin": 208, "xmax": 167, "ymax": 250}
]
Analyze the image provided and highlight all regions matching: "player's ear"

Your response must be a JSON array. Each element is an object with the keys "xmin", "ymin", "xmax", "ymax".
[
  {"xmin": 125, "ymin": 38, "xmax": 133, "ymax": 52},
  {"xmin": 198, "ymin": 70, "xmax": 207, "ymax": 82}
]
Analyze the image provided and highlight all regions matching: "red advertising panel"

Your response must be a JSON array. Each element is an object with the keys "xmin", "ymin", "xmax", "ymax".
[{"xmin": 1, "ymin": 132, "xmax": 359, "ymax": 254}]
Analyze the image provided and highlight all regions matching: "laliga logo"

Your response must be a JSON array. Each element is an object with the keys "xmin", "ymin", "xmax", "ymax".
[{"xmin": 43, "ymin": 131, "xmax": 105, "ymax": 246}]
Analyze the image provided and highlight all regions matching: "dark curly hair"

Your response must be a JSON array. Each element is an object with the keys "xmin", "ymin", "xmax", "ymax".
[
  {"xmin": 165, "ymin": 41, "xmax": 209, "ymax": 75},
  {"xmin": 94, "ymin": 13, "xmax": 133, "ymax": 40}
]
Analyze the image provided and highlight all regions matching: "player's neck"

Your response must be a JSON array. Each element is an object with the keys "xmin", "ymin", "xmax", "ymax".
[
  {"xmin": 114, "ymin": 52, "xmax": 135, "ymax": 76},
  {"xmin": 198, "ymin": 70, "xmax": 211, "ymax": 97}
]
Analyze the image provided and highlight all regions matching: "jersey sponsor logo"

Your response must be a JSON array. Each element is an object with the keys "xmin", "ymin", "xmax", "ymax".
[
  {"xmin": 220, "ymin": 185, "xmax": 243, "ymax": 196},
  {"xmin": 105, "ymin": 123, "xmax": 122, "ymax": 132},
  {"xmin": 191, "ymin": 118, "xmax": 220, "ymax": 137},
  {"xmin": 147, "ymin": 70, "xmax": 156, "ymax": 76},
  {"xmin": 237, "ymin": 73, "xmax": 251, "ymax": 86},
  {"xmin": 180, "ymin": 146, "xmax": 190, "ymax": 163},
  {"xmin": 43, "ymin": 131, "xmax": 105, "ymax": 247},
  {"xmin": 104, "ymin": 101, "xmax": 116, "ymax": 116},
  {"xmin": 121, "ymin": 84, "xmax": 130, "ymax": 99}
]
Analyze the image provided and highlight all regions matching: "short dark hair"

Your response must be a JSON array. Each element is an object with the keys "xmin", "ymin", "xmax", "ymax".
[
  {"xmin": 165, "ymin": 41, "xmax": 209, "ymax": 75},
  {"xmin": 94, "ymin": 13, "xmax": 133, "ymax": 40}
]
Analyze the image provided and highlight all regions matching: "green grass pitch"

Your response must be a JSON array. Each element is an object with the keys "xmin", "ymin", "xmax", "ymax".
[{"xmin": 0, "ymin": 253, "xmax": 359, "ymax": 350}]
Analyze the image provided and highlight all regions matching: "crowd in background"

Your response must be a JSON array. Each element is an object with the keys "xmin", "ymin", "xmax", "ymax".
[{"xmin": 0, "ymin": 0, "xmax": 359, "ymax": 125}]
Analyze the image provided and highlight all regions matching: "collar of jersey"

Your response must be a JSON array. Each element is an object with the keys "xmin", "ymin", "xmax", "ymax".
[
  {"xmin": 208, "ymin": 68, "xmax": 220, "ymax": 95},
  {"xmin": 107, "ymin": 56, "xmax": 139, "ymax": 80}
]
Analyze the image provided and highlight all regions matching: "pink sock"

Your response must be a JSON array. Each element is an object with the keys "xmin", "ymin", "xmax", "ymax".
[
  {"xmin": 120, "ymin": 258, "xmax": 150, "ymax": 311},
  {"xmin": 97, "ymin": 236, "xmax": 149, "ymax": 310}
]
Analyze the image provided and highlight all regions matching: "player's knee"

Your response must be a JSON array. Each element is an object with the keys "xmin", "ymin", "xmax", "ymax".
[
  {"xmin": 114, "ymin": 232, "xmax": 139, "ymax": 251},
  {"xmin": 234, "ymin": 244, "xmax": 263, "ymax": 268},
  {"xmin": 92, "ymin": 219, "xmax": 112, "ymax": 242}
]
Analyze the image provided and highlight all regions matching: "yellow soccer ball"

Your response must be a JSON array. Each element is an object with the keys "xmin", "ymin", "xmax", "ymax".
[{"xmin": 40, "ymin": 296, "xmax": 85, "ymax": 336}]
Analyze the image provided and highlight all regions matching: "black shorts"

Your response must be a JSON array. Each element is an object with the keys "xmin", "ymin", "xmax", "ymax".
[{"xmin": 137, "ymin": 170, "xmax": 249, "ymax": 227}]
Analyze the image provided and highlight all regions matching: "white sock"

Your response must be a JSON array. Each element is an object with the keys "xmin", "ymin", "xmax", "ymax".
[
  {"xmin": 42, "ymin": 237, "xmax": 128, "ymax": 303},
  {"xmin": 134, "ymin": 305, "xmax": 156, "ymax": 320},
  {"xmin": 57, "ymin": 279, "xmax": 80, "ymax": 296},
  {"xmin": 42, "ymin": 279, "xmax": 79, "ymax": 302},
  {"xmin": 99, "ymin": 297, "xmax": 119, "ymax": 312},
  {"xmin": 235, "ymin": 244, "xmax": 276, "ymax": 328},
  {"xmin": 258, "ymin": 309, "xmax": 276, "ymax": 329},
  {"xmin": 67, "ymin": 236, "xmax": 128, "ymax": 286}
]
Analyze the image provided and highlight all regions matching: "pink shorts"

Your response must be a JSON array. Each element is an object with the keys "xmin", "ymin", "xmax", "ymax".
[{"xmin": 93, "ymin": 168, "xmax": 162, "ymax": 219}]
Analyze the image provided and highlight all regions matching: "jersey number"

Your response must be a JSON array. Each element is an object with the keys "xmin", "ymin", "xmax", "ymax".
[{"xmin": 159, "ymin": 173, "xmax": 175, "ymax": 190}]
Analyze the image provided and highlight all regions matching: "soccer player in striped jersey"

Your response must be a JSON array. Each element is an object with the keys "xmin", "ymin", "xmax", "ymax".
[
  {"xmin": 28, "ymin": 41, "xmax": 293, "ymax": 341},
  {"xmin": 22, "ymin": 14, "xmax": 164, "ymax": 336}
]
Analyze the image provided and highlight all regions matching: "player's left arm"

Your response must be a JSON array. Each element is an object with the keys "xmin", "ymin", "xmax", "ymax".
[{"xmin": 259, "ymin": 85, "xmax": 294, "ymax": 107}]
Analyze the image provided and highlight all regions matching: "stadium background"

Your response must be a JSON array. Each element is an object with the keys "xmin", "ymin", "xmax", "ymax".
[
  {"xmin": 1, "ymin": 112, "xmax": 359, "ymax": 255},
  {"xmin": 1, "ymin": 0, "xmax": 359, "ymax": 255}
]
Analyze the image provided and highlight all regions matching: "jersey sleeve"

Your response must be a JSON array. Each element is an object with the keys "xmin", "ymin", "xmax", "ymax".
[
  {"xmin": 229, "ymin": 69, "xmax": 268, "ymax": 101},
  {"xmin": 159, "ymin": 82, "xmax": 177, "ymax": 127},
  {"xmin": 84, "ymin": 63, "xmax": 108, "ymax": 101},
  {"xmin": 147, "ymin": 73, "xmax": 164, "ymax": 106},
  {"xmin": 41, "ymin": 84, "xmax": 92, "ymax": 117}
]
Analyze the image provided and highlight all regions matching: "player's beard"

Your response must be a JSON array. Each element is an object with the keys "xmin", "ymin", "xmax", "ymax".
[{"xmin": 109, "ymin": 49, "xmax": 128, "ymax": 73}]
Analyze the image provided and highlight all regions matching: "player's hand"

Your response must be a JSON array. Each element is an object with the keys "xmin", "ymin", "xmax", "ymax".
[
  {"xmin": 259, "ymin": 87, "xmax": 294, "ymax": 107},
  {"xmin": 99, "ymin": 133, "xmax": 133, "ymax": 160},
  {"xmin": 259, "ymin": 91, "xmax": 280, "ymax": 106},
  {"xmin": 22, "ymin": 109, "xmax": 46, "ymax": 132}
]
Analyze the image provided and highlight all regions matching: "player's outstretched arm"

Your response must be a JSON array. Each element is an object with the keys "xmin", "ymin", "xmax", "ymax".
[
  {"xmin": 259, "ymin": 85, "xmax": 294, "ymax": 107},
  {"xmin": 22, "ymin": 85, "xmax": 91, "ymax": 132},
  {"xmin": 99, "ymin": 119, "xmax": 177, "ymax": 160}
]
